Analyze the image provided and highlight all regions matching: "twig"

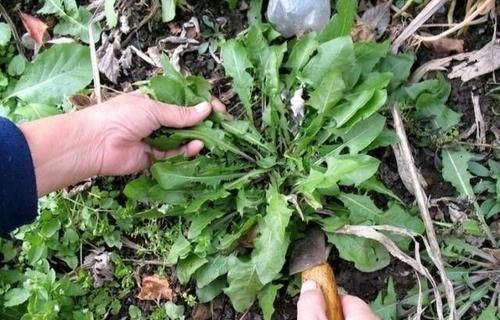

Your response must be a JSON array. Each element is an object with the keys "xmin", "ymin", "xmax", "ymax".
[
  {"xmin": 0, "ymin": 3, "xmax": 26, "ymax": 59},
  {"xmin": 88, "ymin": 24, "xmax": 102, "ymax": 104},
  {"xmin": 416, "ymin": 0, "xmax": 495, "ymax": 42},
  {"xmin": 447, "ymin": 0, "xmax": 456, "ymax": 25},
  {"xmin": 392, "ymin": 0, "xmax": 448, "ymax": 53},
  {"xmin": 122, "ymin": 0, "xmax": 161, "ymax": 48},
  {"xmin": 391, "ymin": 104, "xmax": 457, "ymax": 320},
  {"xmin": 471, "ymin": 93, "xmax": 486, "ymax": 146},
  {"xmin": 123, "ymin": 258, "xmax": 168, "ymax": 266},
  {"xmin": 394, "ymin": 0, "xmax": 417, "ymax": 18}
]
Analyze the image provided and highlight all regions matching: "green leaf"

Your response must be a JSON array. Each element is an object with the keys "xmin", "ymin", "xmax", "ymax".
[
  {"xmin": 52, "ymin": 8, "xmax": 102, "ymax": 44},
  {"xmin": 4, "ymin": 288, "xmax": 30, "ymax": 307},
  {"xmin": 5, "ymin": 44, "xmax": 92, "ymax": 105},
  {"xmin": 258, "ymin": 284, "xmax": 282, "ymax": 320},
  {"xmin": 105, "ymin": 0, "xmax": 118, "ymax": 28},
  {"xmin": 359, "ymin": 178, "xmax": 402, "ymax": 203},
  {"xmin": 152, "ymin": 157, "xmax": 245, "ymax": 190},
  {"xmin": 221, "ymin": 40, "xmax": 254, "ymax": 119},
  {"xmin": 188, "ymin": 210, "xmax": 225, "ymax": 239},
  {"xmin": 226, "ymin": 0, "xmax": 239, "ymax": 10},
  {"xmin": 196, "ymin": 277, "xmax": 227, "ymax": 303},
  {"xmin": 341, "ymin": 113, "xmax": 386, "ymax": 155},
  {"xmin": 328, "ymin": 234, "xmax": 390, "ymax": 272},
  {"xmin": 308, "ymin": 71, "xmax": 346, "ymax": 113},
  {"xmin": 442, "ymin": 148, "xmax": 475, "ymax": 198},
  {"xmin": 378, "ymin": 53, "xmax": 415, "ymax": 90},
  {"xmin": 370, "ymin": 277, "xmax": 397, "ymax": 320},
  {"xmin": 224, "ymin": 258, "xmax": 263, "ymax": 312},
  {"xmin": 354, "ymin": 41, "xmax": 390, "ymax": 74},
  {"xmin": 166, "ymin": 234, "xmax": 191, "ymax": 265},
  {"xmin": 252, "ymin": 188, "xmax": 293, "ymax": 285},
  {"xmin": 318, "ymin": 0, "xmax": 358, "ymax": 42},
  {"xmin": 195, "ymin": 255, "xmax": 230, "ymax": 288},
  {"xmin": 164, "ymin": 301, "xmax": 185, "ymax": 320},
  {"xmin": 329, "ymin": 90, "xmax": 375, "ymax": 128},
  {"xmin": 0, "ymin": 23, "xmax": 12, "ymax": 46},
  {"xmin": 286, "ymin": 33, "xmax": 319, "ymax": 72},
  {"xmin": 302, "ymin": 36, "xmax": 355, "ymax": 88},
  {"xmin": 7, "ymin": 55, "xmax": 27, "ymax": 77},
  {"xmin": 161, "ymin": 0, "xmax": 176, "ymax": 22},
  {"xmin": 476, "ymin": 305, "xmax": 498, "ymax": 320},
  {"xmin": 177, "ymin": 255, "xmax": 208, "ymax": 284},
  {"xmin": 338, "ymin": 193, "xmax": 382, "ymax": 224}
]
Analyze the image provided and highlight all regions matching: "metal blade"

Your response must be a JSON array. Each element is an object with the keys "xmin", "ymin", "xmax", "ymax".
[{"xmin": 289, "ymin": 228, "xmax": 327, "ymax": 275}]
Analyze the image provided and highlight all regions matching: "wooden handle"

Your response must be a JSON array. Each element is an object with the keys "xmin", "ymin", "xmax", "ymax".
[{"xmin": 302, "ymin": 263, "xmax": 344, "ymax": 320}]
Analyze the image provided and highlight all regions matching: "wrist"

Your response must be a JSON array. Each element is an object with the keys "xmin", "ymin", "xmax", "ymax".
[{"xmin": 20, "ymin": 109, "xmax": 100, "ymax": 196}]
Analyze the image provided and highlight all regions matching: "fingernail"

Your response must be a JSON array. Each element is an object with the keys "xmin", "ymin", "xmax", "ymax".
[
  {"xmin": 301, "ymin": 280, "xmax": 319, "ymax": 293},
  {"xmin": 195, "ymin": 102, "xmax": 210, "ymax": 113}
]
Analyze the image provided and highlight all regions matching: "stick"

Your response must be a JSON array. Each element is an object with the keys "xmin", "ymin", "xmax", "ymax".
[
  {"xmin": 391, "ymin": 104, "xmax": 457, "ymax": 320},
  {"xmin": 0, "ymin": 3, "xmax": 26, "ymax": 59},
  {"xmin": 88, "ymin": 24, "xmax": 102, "ymax": 104},
  {"xmin": 391, "ymin": 0, "xmax": 448, "ymax": 53}
]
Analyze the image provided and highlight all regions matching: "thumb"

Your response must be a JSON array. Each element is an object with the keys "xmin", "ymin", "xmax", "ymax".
[
  {"xmin": 150, "ymin": 100, "xmax": 212, "ymax": 128},
  {"xmin": 297, "ymin": 280, "xmax": 328, "ymax": 320}
]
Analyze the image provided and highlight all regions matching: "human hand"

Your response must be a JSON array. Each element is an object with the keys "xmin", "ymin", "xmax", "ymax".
[
  {"xmin": 21, "ymin": 92, "xmax": 219, "ymax": 196},
  {"xmin": 298, "ymin": 280, "xmax": 379, "ymax": 320}
]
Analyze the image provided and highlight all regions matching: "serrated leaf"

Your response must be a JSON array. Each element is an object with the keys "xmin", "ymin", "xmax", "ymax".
[
  {"xmin": 195, "ymin": 255, "xmax": 230, "ymax": 288},
  {"xmin": 308, "ymin": 71, "xmax": 346, "ymax": 113},
  {"xmin": 177, "ymin": 255, "xmax": 208, "ymax": 284},
  {"xmin": 224, "ymin": 258, "xmax": 263, "ymax": 312},
  {"xmin": 370, "ymin": 277, "xmax": 397, "ymax": 320},
  {"xmin": 338, "ymin": 193, "xmax": 383, "ymax": 224},
  {"xmin": 318, "ymin": 0, "xmax": 357, "ymax": 42},
  {"xmin": 302, "ymin": 36, "xmax": 355, "ymax": 88},
  {"xmin": 258, "ymin": 283, "xmax": 282, "ymax": 320},
  {"xmin": 252, "ymin": 188, "xmax": 293, "ymax": 285},
  {"xmin": 328, "ymin": 234, "xmax": 390, "ymax": 272},
  {"xmin": 341, "ymin": 113, "xmax": 386, "ymax": 155},
  {"xmin": 166, "ymin": 234, "xmax": 191, "ymax": 265},
  {"xmin": 151, "ymin": 157, "xmax": 245, "ymax": 190},
  {"xmin": 329, "ymin": 90, "xmax": 375, "ymax": 128},
  {"xmin": 476, "ymin": 305, "xmax": 498, "ymax": 320},
  {"xmin": 196, "ymin": 277, "xmax": 227, "ymax": 303},
  {"xmin": 378, "ymin": 53, "xmax": 414, "ymax": 90},
  {"xmin": 188, "ymin": 210, "xmax": 225, "ymax": 239},
  {"xmin": 221, "ymin": 40, "xmax": 254, "ymax": 119},
  {"xmin": 286, "ymin": 33, "xmax": 319, "ymax": 72},
  {"xmin": 354, "ymin": 41, "xmax": 390, "ymax": 74},
  {"xmin": 442, "ymin": 148, "xmax": 475, "ymax": 198},
  {"xmin": 52, "ymin": 8, "xmax": 102, "ymax": 44},
  {"xmin": 5, "ymin": 44, "xmax": 92, "ymax": 105}
]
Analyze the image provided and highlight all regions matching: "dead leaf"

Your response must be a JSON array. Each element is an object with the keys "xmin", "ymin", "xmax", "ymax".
[
  {"xmin": 422, "ymin": 34, "xmax": 464, "ymax": 54},
  {"xmin": 352, "ymin": 2, "xmax": 391, "ymax": 41},
  {"xmin": 69, "ymin": 94, "xmax": 96, "ymax": 110},
  {"xmin": 168, "ymin": 22, "xmax": 182, "ymax": 35},
  {"xmin": 97, "ymin": 31, "xmax": 121, "ymax": 83},
  {"xmin": 483, "ymin": 249, "xmax": 500, "ymax": 265},
  {"xmin": 137, "ymin": 275, "xmax": 173, "ymax": 301},
  {"xmin": 19, "ymin": 12, "xmax": 48, "ymax": 45},
  {"xmin": 192, "ymin": 304, "xmax": 211, "ymax": 320},
  {"xmin": 449, "ymin": 39, "xmax": 500, "ymax": 82},
  {"xmin": 83, "ymin": 248, "xmax": 114, "ymax": 288}
]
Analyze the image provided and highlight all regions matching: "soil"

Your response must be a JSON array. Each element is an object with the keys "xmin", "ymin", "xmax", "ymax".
[{"xmin": 5, "ymin": 0, "xmax": 498, "ymax": 319}]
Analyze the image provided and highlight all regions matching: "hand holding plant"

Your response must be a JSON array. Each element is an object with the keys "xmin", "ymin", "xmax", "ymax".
[{"xmin": 20, "ymin": 92, "xmax": 216, "ymax": 196}]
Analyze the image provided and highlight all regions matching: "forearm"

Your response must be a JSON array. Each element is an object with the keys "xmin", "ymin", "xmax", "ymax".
[{"xmin": 20, "ymin": 109, "xmax": 99, "ymax": 196}]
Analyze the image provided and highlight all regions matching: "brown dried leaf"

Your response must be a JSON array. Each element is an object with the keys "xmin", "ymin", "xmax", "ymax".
[
  {"xmin": 69, "ymin": 94, "xmax": 96, "ymax": 110},
  {"xmin": 423, "ymin": 35, "xmax": 464, "ymax": 54},
  {"xmin": 19, "ymin": 12, "xmax": 48, "ymax": 45},
  {"xmin": 449, "ymin": 39, "xmax": 500, "ymax": 82},
  {"xmin": 352, "ymin": 2, "xmax": 391, "ymax": 41},
  {"xmin": 137, "ymin": 275, "xmax": 173, "ymax": 301},
  {"xmin": 192, "ymin": 304, "xmax": 211, "ymax": 320}
]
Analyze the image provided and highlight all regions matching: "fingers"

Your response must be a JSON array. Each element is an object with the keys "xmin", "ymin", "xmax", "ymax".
[
  {"xmin": 210, "ymin": 97, "xmax": 227, "ymax": 113},
  {"xmin": 341, "ymin": 295, "xmax": 380, "ymax": 320},
  {"xmin": 149, "ymin": 100, "xmax": 213, "ymax": 128},
  {"xmin": 149, "ymin": 140, "xmax": 205, "ymax": 160},
  {"xmin": 297, "ymin": 280, "xmax": 328, "ymax": 320}
]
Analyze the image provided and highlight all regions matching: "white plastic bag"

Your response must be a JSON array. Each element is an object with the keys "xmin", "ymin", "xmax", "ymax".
[{"xmin": 267, "ymin": 0, "xmax": 331, "ymax": 38}]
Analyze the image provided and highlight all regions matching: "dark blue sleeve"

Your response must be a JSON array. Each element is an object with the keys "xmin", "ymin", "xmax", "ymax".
[{"xmin": 0, "ymin": 117, "xmax": 38, "ymax": 237}]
